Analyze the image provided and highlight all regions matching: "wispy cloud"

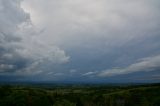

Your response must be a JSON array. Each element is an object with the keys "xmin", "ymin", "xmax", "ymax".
[
  {"xmin": 82, "ymin": 71, "xmax": 97, "ymax": 76},
  {"xmin": 98, "ymin": 55, "xmax": 160, "ymax": 77}
]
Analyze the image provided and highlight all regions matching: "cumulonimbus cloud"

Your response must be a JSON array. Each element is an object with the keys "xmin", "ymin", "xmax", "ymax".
[{"xmin": 98, "ymin": 55, "xmax": 160, "ymax": 77}]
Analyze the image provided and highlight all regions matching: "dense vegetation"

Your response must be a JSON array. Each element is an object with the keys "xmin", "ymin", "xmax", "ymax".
[{"xmin": 0, "ymin": 83, "xmax": 160, "ymax": 106}]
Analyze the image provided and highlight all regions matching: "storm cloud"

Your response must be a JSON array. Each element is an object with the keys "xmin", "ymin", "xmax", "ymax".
[
  {"xmin": 0, "ymin": 0, "xmax": 160, "ymax": 82},
  {"xmin": 0, "ymin": 0, "xmax": 69, "ymax": 76}
]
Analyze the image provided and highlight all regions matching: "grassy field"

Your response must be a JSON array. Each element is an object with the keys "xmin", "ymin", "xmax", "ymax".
[{"xmin": 0, "ymin": 83, "xmax": 160, "ymax": 106}]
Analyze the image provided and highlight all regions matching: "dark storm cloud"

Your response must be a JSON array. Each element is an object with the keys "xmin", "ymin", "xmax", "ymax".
[
  {"xmin": 0, "ymin": 0, "xmax": 69, "ymax": 76},
  {"xmin": 0, "ymin": 0, "xmax": 30, "ymax": 74}
]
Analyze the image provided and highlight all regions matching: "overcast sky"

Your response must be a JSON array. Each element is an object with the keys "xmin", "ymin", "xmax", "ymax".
[{"xmin": 0, "ymin": 0, "xmax": 160, "ymax": 83}]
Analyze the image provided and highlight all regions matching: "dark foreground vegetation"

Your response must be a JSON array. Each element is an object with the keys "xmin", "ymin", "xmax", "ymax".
[{"xmin": 0, "ymin": 83, "xmax": 160, "ymax": 106}]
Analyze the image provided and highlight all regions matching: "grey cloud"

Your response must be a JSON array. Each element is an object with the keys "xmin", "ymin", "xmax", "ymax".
[
  {"xmin": 98, "ymin": 55, "xmax": 160, "ymax": 77},
  {"xmin": 21, "ymin": 0, "xmax": 160, "ymax": 81},
  {"xmin": 22, "ymin": 0, "xmax": 160, "ymax": 48},
  {"xmin": 53, "ymin": 73, "xmax": 65, "ymax": 76},
  {"xmin": 0, "ymin": 64, "xmax": 15, "ymax": 72},
  {"xmin": 0, "ymin": 0, "xmax": 160, "ymax": 82},
  {"xmin": 69, "ymin": 69, "xmax": 77, "ymax": 73},
  {"xmin": 0, "ymin": 0, "xmax": 69, "ymax": 76}
]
